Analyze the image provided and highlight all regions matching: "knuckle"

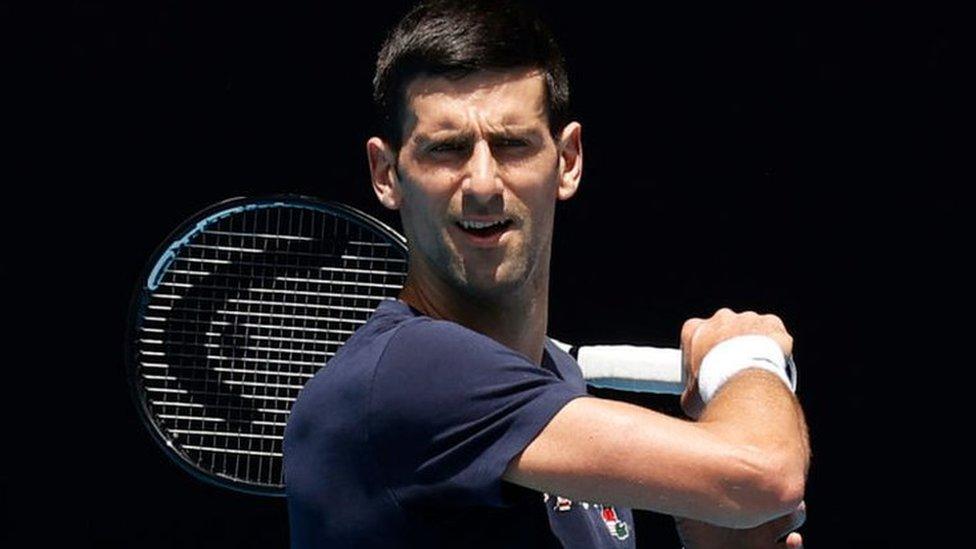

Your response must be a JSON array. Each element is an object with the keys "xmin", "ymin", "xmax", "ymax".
[
  {"xmin": 681, "ymin": 318, "xmax": 703, "ymax": 339},
  {"xmin": 763, "ymin": 313, "xmax": 785, "ymax": 326},
  {"xmin": 775, "ymin": 333, "xmax": 790, "ymax": 344},
  {"xmin": 740, "ymin": 310, "xmax": 760, "ymax": 321}
]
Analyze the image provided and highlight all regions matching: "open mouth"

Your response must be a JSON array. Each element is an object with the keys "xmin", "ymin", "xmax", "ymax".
[{"xmin": 455, "ymin": 219, "xmax": 513, "ymax": 238}]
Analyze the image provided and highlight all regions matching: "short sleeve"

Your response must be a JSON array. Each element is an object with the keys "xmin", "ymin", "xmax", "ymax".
[{"xmin": 367, "ymin": 319, "xmax": 588, "ymax": 509}]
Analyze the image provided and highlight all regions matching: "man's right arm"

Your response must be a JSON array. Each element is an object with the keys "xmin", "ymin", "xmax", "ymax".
[{"xmin": 502, "ymin": 310, "xmax": 810, "ymax": 530}]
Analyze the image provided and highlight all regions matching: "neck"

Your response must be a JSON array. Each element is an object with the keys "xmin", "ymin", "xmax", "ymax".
[{"xmin": 398, "ymin": 253, "xmax": 550, "ymax": 365}]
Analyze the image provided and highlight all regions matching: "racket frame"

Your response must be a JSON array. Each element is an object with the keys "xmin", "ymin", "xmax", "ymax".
[{"xmin": 124, "ymin": 193, "xmax": 407, "ymax": 496}]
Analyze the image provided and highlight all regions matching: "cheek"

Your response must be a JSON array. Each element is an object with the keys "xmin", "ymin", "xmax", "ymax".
[
  {"xmin": 400, "ymin": 181, "xmax": 432, "ymax": 221},
  {"xmin": 506, "ymin": 157, "xmax": 560, "ymax": 201},
  {"xmin": 512, "ymin": 179, "xmax": 558, "ymax": 227},
  {"xmin": 401, "ymin": 188, "xmax": 451, "ymax": 248}
]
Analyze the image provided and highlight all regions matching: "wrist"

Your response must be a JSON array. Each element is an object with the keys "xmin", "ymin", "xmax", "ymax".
[{"xmin": 697, "ymin": 335, "xmax": 795, "ymax": 404}]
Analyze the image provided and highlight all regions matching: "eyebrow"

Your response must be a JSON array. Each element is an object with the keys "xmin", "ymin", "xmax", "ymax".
[{"xmin": 414, "ymin": 126, "xmax": 540, "ymax": 145}]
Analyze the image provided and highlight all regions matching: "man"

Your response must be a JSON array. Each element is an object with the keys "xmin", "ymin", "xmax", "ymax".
[{"xmin": 283, "ymin": 1, "xmax": 810, "ymax": 547}]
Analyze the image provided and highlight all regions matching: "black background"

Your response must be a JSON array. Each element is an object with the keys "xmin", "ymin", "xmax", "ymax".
[{"xmin": 7, "ymin": 0, "xmax": 964, "ymax": 547}]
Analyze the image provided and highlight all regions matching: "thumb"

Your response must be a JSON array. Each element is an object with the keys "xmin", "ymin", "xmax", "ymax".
[
  {"xmin": 680, "ymin": 317, "xmax": 704, "ymax": 353},
  {"xmin": 679, "ymin": 317, "xmax": 705, "ymax": 418},
  {"xmin": 784, "ymin": 532, "xmax": 803, "ymax": 548}
]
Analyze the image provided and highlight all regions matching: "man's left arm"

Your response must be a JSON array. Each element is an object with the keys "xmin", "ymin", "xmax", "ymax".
[
  {"xmin": 674, "ymin": 499, "xmax": 806, "ymax": 548},
  {"xmin": 674, "ymin": 369, "xmax": 810, "ymax": 548}
]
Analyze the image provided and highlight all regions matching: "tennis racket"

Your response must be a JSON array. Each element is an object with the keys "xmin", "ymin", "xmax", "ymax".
[{"xmin": 126, "ymin": 194, "xmax": 796, "ymax": 496}]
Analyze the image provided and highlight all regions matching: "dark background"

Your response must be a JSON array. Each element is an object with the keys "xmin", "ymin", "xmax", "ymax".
[{"xmin": 7, "ymin": 0, "xmax": 964, "ymax": 547}]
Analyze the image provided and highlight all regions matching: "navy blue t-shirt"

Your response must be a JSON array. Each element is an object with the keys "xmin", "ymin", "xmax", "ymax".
[{"xmin": 284, "ymin": 299, "xmax": 636, "ymax": 548}]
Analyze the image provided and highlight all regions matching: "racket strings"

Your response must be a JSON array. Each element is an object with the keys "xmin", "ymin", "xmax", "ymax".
[{"xmin": 135, "ymin": 203, "xmax": 407, "ymax": 490}]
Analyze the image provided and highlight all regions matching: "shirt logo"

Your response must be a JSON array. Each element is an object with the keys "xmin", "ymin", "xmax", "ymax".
[
  {"xmin": 542, "ymin": 493, "xmax": 631, "ymax": 541},
  {"xmin": 600, "ymin": 504, "xmax": 630, "ymax": 540}
]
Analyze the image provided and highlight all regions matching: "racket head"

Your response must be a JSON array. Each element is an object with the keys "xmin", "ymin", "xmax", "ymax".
[{"xmin": 124, "ymin": 194, "xmax": 408, "ymax": 496}]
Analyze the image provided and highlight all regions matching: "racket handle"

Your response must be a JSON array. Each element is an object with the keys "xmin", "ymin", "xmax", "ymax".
[{"xmin": 549, "ymin": 338, "xmax": 684, "ymax": 394}]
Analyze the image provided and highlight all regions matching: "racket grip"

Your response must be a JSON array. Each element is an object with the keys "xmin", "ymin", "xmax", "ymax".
[{"xmin": 549, "ymin": 338, "xmax": 684, "ymax": 394}]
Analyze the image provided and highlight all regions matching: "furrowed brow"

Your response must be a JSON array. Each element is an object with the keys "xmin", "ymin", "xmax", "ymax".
[{"xmin": 415, "ymin": 127, "xmax": 538, "ymax": 145}]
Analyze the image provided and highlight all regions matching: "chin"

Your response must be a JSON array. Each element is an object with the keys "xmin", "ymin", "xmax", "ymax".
[
  {"xmin": 458, "ymin": 261, "xmax": 533, "ymax": 299},
  {"xmin": 465, "ymin": 278, "xmax": 518, "ymax": 299}
]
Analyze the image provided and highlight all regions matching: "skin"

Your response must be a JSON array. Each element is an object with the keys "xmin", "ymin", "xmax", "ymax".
[
  {"xmin": 367, "ymin": 66, "xmax": 580, "ymax": 366},
  {"xmin": 366, "ymin": 66, "xmax": 806, "ymax": 547},
  {"xmin": 675, "ymin": 500, "xmax": 806, "ymax": 548}
]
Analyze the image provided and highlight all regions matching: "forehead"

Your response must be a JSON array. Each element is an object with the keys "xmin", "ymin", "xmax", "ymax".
[{"xmin": 401, "ymin": 68, "xmax": 548, "ymax": 135}]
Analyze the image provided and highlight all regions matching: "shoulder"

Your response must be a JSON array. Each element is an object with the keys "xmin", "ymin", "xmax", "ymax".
[
  {"xmin": 368, "ymin": 317, "xmax": 579, "ymax": 420},
  {"xmin": 390, "ymin": 315, "xmax": 499, "ymax": 348},
  {"xmin": 380, "ymin": 316, "xmax": 531, "ymax": 372}
]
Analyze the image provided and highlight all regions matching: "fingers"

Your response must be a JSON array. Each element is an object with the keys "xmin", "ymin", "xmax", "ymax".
[
  {"xmin": 777, "ymin": 531, "xmax": 803, "ymax": 545},
  {"xmin": 771, "ymin": 499, "xmax": 807, "ymax": 538},
  {"xmin": 680, "ymin": 317, "xmax": 704, "ymax": 352},
  {"xmin": 679, "ymin": 317, "xmax": 705, "ymax": 418},
  {"xmin": 775, "ymin": 501, "xmax": 806, "ymax": 547},
  {"xmin": 682, "ymin": 307, "xmax": 794, "ymax": 366},
  {"xmin": 679, "ymin": 307, "xmax": 794, "ymax": 419},
  {"xmin": 679, "ymin": 316, "xmax": 704, "ymax": 381}
]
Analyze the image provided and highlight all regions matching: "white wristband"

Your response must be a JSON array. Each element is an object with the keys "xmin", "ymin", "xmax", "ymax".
[{"xmin": 697, "ymin": 335, "xmax": 796, "ymax": 404}]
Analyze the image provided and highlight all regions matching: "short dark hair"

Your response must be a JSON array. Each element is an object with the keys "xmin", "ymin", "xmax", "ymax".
[{"xmin": 372, "ymin": 0, "xmax": 571, "ymax": 154}]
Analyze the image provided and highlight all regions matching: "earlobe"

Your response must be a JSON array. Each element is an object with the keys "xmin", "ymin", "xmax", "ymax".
[
  {"xmin": 556, "ymin": 122, "xmax": 582, "ymax": 201},
  {"xmin": 378, "ymin": 165, "xmax": 402, "ymax": 210},
  {"xmin": 367, "ymin": 137, "xmax": 402, "ymax": 210}
]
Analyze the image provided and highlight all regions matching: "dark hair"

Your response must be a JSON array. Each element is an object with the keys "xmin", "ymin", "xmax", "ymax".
[{"xmin": 372, "ymin": 0, "xmax": 571, "ymax": 154}]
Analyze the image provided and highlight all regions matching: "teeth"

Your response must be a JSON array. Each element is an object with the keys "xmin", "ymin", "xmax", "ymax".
[{"xmin": 459, "ymin": 219, "xmax": 508, "ymax": 230}]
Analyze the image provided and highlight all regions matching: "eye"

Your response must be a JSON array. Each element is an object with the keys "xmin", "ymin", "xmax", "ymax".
[
  {"xmin": 430, "ymin": 142, "xmax": 464, "ymax": 153},
  {"xmin": 497, "ymin": 139, "xmax": 526, "ymax": 147}
]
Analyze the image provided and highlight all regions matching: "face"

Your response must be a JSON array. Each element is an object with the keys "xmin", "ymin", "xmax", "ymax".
[{"xmin": 369, "ymin": 67, "xmax": 581, "ymax": 300}]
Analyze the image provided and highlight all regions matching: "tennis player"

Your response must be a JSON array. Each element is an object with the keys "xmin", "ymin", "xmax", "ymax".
[{"xmin": 283, "ymin": 1, "xmax": 810, "ymax": 547}]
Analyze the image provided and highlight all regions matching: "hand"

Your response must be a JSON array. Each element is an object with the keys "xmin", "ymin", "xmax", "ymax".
[
  {"xmin": 679, "ymin": 307, "xmax": 793, "ymax": 419},
  {"xmin": 674, "ymin": 500, "xmax": 806, "ymax": 548}
]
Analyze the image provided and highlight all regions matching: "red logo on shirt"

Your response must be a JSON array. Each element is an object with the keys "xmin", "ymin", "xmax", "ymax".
[
  {"xmin": 600, "ymin": 505, "xmax": 630, "ymax": 540},
  {"xmin": 542, "ymin": 493, "xmax": 631, "ymax": 541}
]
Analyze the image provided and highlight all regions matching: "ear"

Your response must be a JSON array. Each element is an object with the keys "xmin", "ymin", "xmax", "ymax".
[
  {"xmin": 366, "ymin": 137, "xmax": 402, "ymax": 210},
  {"xmin": 555, "ymin": 122, "xmax": 582, "ymax": 201}
]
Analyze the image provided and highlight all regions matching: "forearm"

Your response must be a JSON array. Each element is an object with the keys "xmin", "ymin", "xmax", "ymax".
[{"xmin": 696, "ymin": 369, "xmax": 810, "ymax": 510}]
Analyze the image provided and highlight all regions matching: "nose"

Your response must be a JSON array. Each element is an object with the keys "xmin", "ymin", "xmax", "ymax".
[{"xmin": 461, "ymin": 140, "xmax": 502, "ymax": 204}]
